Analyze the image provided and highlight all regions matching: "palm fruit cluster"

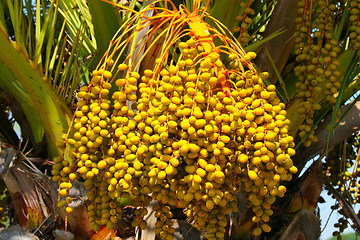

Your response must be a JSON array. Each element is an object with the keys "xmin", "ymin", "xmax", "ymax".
[
  {"xmin": 324, "ymin": 132, "xmax": 360, "ymax": 238},
  {"xmin": 294, "ymin": 0, "xmax": 342, "ymax": 147},
  {"xmin": 53, "ymin": 2, "xmax": 297, "ymax": 239},
  {"xmin": 0, "ymin": 180, "xmax": 9, "ymax": 227},
  {"xmin": 349, "ymin": 0, "xmax": 360, "ymax": 51},
  {"xmin": 233, "ymin": 0, "xmax": 255, "ymax": 46}
]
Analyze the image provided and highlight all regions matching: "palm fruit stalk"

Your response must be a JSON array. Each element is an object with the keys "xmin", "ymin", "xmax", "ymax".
[{"xmin": 54, "ymin": 0, "xmax": 298, "ymax": 239}]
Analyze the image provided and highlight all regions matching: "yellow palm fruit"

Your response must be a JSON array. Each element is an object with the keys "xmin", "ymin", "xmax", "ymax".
[
  {"xmin": 252, "ymin": 226, "xmax": 262, "ymax": 236},
  {"xmin": 248, "ymin": 171, "xmax": 258, "ymax": 180},
  {"xmin": 261, "ymin": 223, "xmax": 271, "ymax": 232}
]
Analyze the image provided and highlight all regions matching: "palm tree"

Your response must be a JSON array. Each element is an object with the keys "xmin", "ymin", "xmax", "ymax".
[{"xmin": 0, "ymin": 0, "xmax": 359, "ymax": 240}]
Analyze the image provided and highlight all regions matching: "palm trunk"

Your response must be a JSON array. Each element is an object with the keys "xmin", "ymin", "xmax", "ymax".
[{"xmin": 0, "ymin": 148, "xmax": 55, "ymax": 233}]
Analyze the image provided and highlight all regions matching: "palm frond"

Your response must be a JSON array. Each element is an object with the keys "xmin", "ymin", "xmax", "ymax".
[
  {"xmin": 0, "ymin": 23, "xmax": 71, "ymax": 155},
  {"xmin": 0, "ymin": 63, "xmax": 44, "ymax": 145},
  {"xmin": 57, "ymin": 0, "xmax": 96, "ymax": 57}
]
